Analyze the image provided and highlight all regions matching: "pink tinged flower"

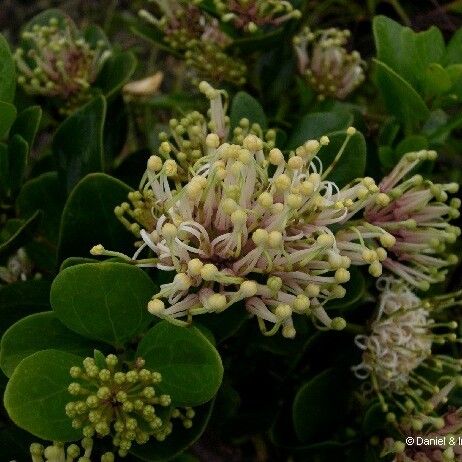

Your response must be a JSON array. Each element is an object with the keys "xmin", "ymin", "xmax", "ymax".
[
  {"xmin": 338, "ymin": 150, "xmax": 460, "ymax": 290},
  {"xmin": 99, "ymin": 84, "xmax": 379, "ymax": 338},
  {"xmin": 293, "ymin": 27, "xmax": 365, "ymax": 100}
]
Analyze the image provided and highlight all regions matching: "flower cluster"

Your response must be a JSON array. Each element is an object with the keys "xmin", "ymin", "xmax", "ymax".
[
  {"xmin": 337, "ymin": 151, "xmax": 460, "ymax": 290},
  {"xmin": 353, "ymin": 277, "xmax": 462, "ymax": 426},
  {"xmin": 92, "ymin": 82, "xmax": 399, "ymax": 338},
  {"xmin": 0, "ymin": 248, "xmax": 35, "ymax": 285},
  {"xmin": 139, "ymin": 1, "xmax": 246, "ymax": 85},
  {"xmin": 15, "ymin": 15, "xmax": 110, "ymax": 114},
  {"xmin": 210, "ymin": 0, "xmax": 301, "ymax": 33},
  {"xmin": 65, "ymin": 354, "xmax": 194, "ymax": 457},
  {"xmin": 29, "ymin": 438, "xmax": 114, "ymax": 462},
  {"xmin": 293, "ymin": 27, "xmax": 365, "ymax": 100}
]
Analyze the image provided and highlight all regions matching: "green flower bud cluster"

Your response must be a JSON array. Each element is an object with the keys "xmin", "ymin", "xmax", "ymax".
[
  {"xmin": 139, "ymin": 1, "xmax": 246, "ymax": 85},
  {"xmin": 211, "ymin": 0, "xmax": 301, "ymax": 33},
  {"xmin": 65, "ymin": 354, "xmax": 194, "ymax": 457},
  {"xmin": 15, "ymin": 15, "xmax": 111, "ymax": 114},
  {"xmin": 29, "ymin": 438, "xmax": 114, "ymax": 462}
]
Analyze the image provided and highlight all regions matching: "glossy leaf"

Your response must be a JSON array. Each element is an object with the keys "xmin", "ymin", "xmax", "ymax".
[
  {"xmin": 53, "ymin": 96, "xmax": 106, "ymax": 192},
  {"xmin": 0, "ymin": 102, "xmax": 16, "ymax": 139},
  {"xmin": 374, "ymin": 59, "xmax": 430, "ymax": 130},
  {"xmin": 230, "ymin": 91, "xmax": 267, "ymax": 131},
  {"xmin": 286, "ymin": 111, "xmax": 353, "ymax": 149},
  {"xmin": 0, "ymin": 280, "xmax": 51, "ymax": 335},
  {"xmin": 57, "ymin": 173, "xmax": 133, "ymax": 263},
  {"xmin": 137, "ymin": 321, "xmax": 224, "ymax": 406},
  {"xmin": 50, "ymin": 262, "xmax": 155, "ymax": 346},
  {"xmin": 0, "ymin": 312, "xmax": 97, "ymax": 377},
  {"xmin": 10, "ymin": 106, "xmax": 42, "ymax": 149},
  {"xmin": 4, "ymin": 349, "xmax": 83, "ymax": 441},
  {"xmin": 318, "ymin": 130, "xmax": 366, "ymax": 188},
  {"xmin": 95, "ymin": 51, "xmax": 137, "ymax": 99},
  {"xmin": 0, "ymin": 211, "xmax": 42, "ymax": 258},
  {"xmin": 8, "ymin": 134, "xmax": 29, "ymax": 193},
  {"xmin": 0, "ymin": 33, "xmax": 16, "ymax": 103},
  {"xmin": 292, "ymin": 368, "xmax": 351, "ymax": 443}
]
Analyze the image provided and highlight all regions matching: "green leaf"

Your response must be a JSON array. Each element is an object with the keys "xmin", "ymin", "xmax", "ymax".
[
  {"xmin": 422, "ymin": 63, "xmax": 452, "ymax": 97},
  {"xmin": 130, "ymin": 401, "xmax": 214, "ymax": 461},
  {"xmin": 373, "ymin": 59, "xmax": 430, "ymax": 130},
  {"xmin": 373, "ymin": 16, "xmax": 445, "ymax": 92},
  {"xmin": 10, "ymin": 106, "xmax": 42, "ymax": 149},
  {"xmin": 0, "ymin": 33, "xmax": 16, "ymax": 103},
  {"xmin": 60, "ymin": 257, "xmax": 97, "ymax": 272},
  {"xmin": 130, "ymin": 21, "xmax": 179, "ymax": 56},
  {"xmin": 8, "ymin": 134, "xmax": 29, "ymax": 193},
  {"xmin": 0, "ymin": 312, "xmax": 98, "ymax": 377},
  {"xmin": 95, "ymin": 51, "xmax": 137, "ymax": 99},
  {"xmin": 286, "ymin": 111, "xmax": 353, "ymax": 150},
  {"xmin": 0, "ymin": 142, "xmax": 8, "ymax": 196},
  {"xmin": 0, "ymin": 102, "xmax": 17, "ymax": 139},
  {"xmin": 197, "ymin": 307, "xmax": 250, "ymax": 344},
  {"xmin": 230, "ymin": 91, "xmax": 267, "ymax": 131},
  {"xmin": 137, "ymin": 321, "xmax": 224, "ymax": 406},
  {"xmin": 445, "ymin": 27, "xmax": 462, "ymax": 65},
  {"xmin": 17, "ymin": 172, "xmax": 65, "ymax": 245},
  {"xmin": 0, "ymin": 210, "xmax": 42, "ymax": 258},
  {"xmin": 318, "ymin": 130, "xmax": 366, "ymax": 188},
  {"xmin": 57, "ymin": 173, "xmax": 134, "ymax": 263},
  {"xmin": 53, "ymin": 96, "xmax": 106, "ymax": 192},
  {"xmin": 4, "ymin": 349, "xmax": 83, "ymax": 441},
  {"xmin": 0, "ymin": 280, "xmax": 51, "ymax": 335},
  {"xmin": 292, "ymin": 368, "xmax": 351, "ymax": 444},
  {"xmin": 362, "ymin": 401, "xmax": 385, "ymax": 436},
  {"xmin": 50, "ymin": 262, "xmax": 155, "ymax": 346}
]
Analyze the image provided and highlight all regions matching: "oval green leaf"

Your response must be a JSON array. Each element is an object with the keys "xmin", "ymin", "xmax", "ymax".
[
  {"xmin": 137, "ymin": 321, "xmax": 224, "ymax": 406},
  {"xmin": 1, "ymin": 312, "xmax": 99, "ymax": 377},
  {"xmin": 50, "ymin": 262, "xmax": 155, "ymax": 346},
  {"xmin": 4, "ymin": 349, "xmax": 83, "ymax": 441},
  {"xmin": 230, "ymin": 91, "xmax": 267, "ymax": 131}
]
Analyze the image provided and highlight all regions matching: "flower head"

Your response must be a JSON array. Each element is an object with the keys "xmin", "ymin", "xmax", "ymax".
[
  {"xmin": 98, "ymin": 84, "xmax": 383, "ymax": 338},
  {"xmin": 15, "ymin": 15, "xmax": 111, "ymax": 114},
  {"xmin": 211, "ymin": 0, "xmax": 301, "ymax": 33},
  {"xmin": 337, "ymin": 151, "xmax": 460, "ymax": 290},
  {"xmin": 293, "ymin": 27, "xmax": 365, "ymax": 100},
  {"xmin": 29, "ymin": 439, "xmax": 114, "ymax": 462},
  {"xmin": 353, "ymin": 277, "xmax": 462, "ymax": 420},
  {"xmin": 65, "ymin": 354, "xmax": 194, "ymax": 457},
  {"xmin": 0, "ymin": 248, "xmax": 35, "ymax": 285},
  {"xmin": 139, "ymin": 1, "xmax": 246, "ymax": 85}
]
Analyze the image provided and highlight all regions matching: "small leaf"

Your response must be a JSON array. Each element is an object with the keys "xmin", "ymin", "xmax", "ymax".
[
  {"xmin": 130, "ymin": 401, "xmax": 214, "ymax": 461},
  {"xmin": 4, "ymin": 349, "xmax": 83, "ymax": 441},
  {"xmin": 0, "ymin": 280, "xmax": 51, "ymax": 335},
  {"xmin": 0, "ymin": 33, "xmax": 16, "ymax": 103},
  {"xmin": 0, "ymin": 102, "xmax": 17, "ymax": 139},
  {"xmin": 423, "ymin": 63, "xmax": 452, "ymax": 97},
  {"xmin": 95, "ymin": 51, "xmax": 137, "ymax": 99},
  {"xmin": 50, "ymin": 262, "xmax": 155, "ymax": 346},
  {"xmin": 318, "ymin": 130, "xmax": 367, "ymax": 188},
  {"xmin": 230, "ymin": 92, "xmax": 267, "ymax": 131},
  {"xmin": 137, "ymin": 321, "xmax": 224, "ymax": 406},
  {"xmin": 53, "ymin": 96, "xmax": 106, "ymax": 192},
  {"xmin": 0, "ymin": 312, "xmax": 98, "ymax": 377},
  {"xmin": 57, "ymin": 173, "xmax": 134, "ymax": 263},
  {"xmin": 17, "ymin": 172, "xmax": 66, "ymax": 244},
  {"xmin": 292, "ymin": 368, "xmax": 351, "ymax": 443},
  {"xmin": 0, "ymin": 210, "xmax": 42, "ymax": 258},
  {"xmin": 373, "ymin": 59, "xmax": 430, "ymax": 130},
  {"xmin": 286, "ymin": 112, "xmax": 353, "ymax": 149},
  {"xmin": 445, "ymin": 27, "xmax": 462, "ymax": 65},
  {"xmin": 10, "ymin": 106, "xmax": 42, "ymax": 149},
  {"xmin": 8, "ymin": 134, "xmax": 29, "ymax": 193}
]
